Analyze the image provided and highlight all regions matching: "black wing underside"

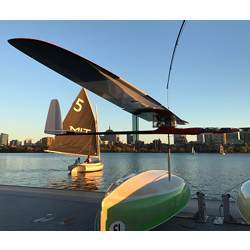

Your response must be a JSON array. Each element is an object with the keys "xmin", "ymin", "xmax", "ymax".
[{"xmin": 8, "ymin": 38, "xmax": 188, "ymax": 125}]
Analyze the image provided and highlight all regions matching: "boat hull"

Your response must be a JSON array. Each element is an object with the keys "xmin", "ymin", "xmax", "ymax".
[
  {"xmin": 237, "ymin": 180, "xmax": 250, "ymax": 224},
  {"xmin": 100, "ymin": 170, "xmax": 190, "ymax": 231},
  {"xmin": 69, "ymin": 162, "xmax": 103, "ymax": 174}
]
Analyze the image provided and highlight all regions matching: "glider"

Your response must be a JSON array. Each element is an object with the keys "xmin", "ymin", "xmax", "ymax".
[{"xmin": 8, "ymin": 38, "xmax": 239, "ymax": 135}]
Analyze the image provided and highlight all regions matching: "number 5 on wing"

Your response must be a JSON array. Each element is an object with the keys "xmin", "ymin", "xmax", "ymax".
[{"xmin": 73, "ymin": 98, "xmax": 84, "ymax": 112}]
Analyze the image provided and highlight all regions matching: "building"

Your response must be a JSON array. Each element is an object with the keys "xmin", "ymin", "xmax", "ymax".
[
  {"xmin": 24, "ymin": 138, "xmax": 32, "ymax": 146},
  {"xmin": 204, "ymin": 133, "xmax": 227, "ymax": 145},
  {"xmin": 135, "ymin": 140, "xmax": 144, "ymax": 150},
  {"xmin": 41, "ymin": 137, "xmax": 55, "ymax": 148},
  {"xmin": 226, "ymin": 132, "xmax": 240, "ymax": 144},
  {"xmin": 100, "ymin": 126, "xmax": 119, "ymax": 145},
  {"xmin": 240, "ymin": 129, "xmax": 250, "ymax": 145},
  {"xmin": 197, "ymin": 134, "xmax": 205, "ymax": 144},
  {"xmin": 9, "ymin": 139, "xmax": 22, "ymax": 147},
  {"xmin": 152, "ymin": 139, "xmax": 162, "ymax": 151},
  {"xmin": 127, "ymin": 134, "xmax": 133, "ymax": 145},
  {"xmin": 174, "ymin": 134, "xmax": 187, "ymax": 145},
  {"xmin": 100, "ymin": 139, "xmax": 109, "ymax": 145},
  {"xmin": 0, "ymin": 133, "xmax": 9, "ymax": 146}
]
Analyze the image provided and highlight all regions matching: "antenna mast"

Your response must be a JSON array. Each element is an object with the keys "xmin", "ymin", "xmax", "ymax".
[
  {"xmin": 166, "ymin": 20, "xmax": 186, "ymax": 181},
  {"xmin": 166, "ymin": 20, "xmax": 186, "ymax": 108}
]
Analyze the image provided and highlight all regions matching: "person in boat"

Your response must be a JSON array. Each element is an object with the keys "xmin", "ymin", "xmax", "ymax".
[
  {"xmin": 74, "ymin": 157, "xmax": 81, "ymax": 164},
  {"xmin": 84, "ymin": 154, "xmax": 92, "ymax": 163}
]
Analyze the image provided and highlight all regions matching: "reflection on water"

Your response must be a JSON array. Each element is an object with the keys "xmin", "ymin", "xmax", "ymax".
[
  {"xmin": 0, "ymin": 152, "xmax": 250, "ymax": 199},
  {"xmin": 49, "ymin": 170, "xmax": 103, "ymax": 191}
]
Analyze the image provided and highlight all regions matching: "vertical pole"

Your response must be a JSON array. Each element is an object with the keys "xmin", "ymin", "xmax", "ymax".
[
  {"xmin": 194, "ymin": 192, "xmax": 207, "ymax": 223},
  {"xmin": 95, "ymin": 105, "xmax": 101, "ymax": 161},
  {"xmin": 132, "ymin": 115, "xmax": 139, "ymax": 144},
  {"xmin": 167, "ymin": 134, "xmax": 171, "ymax": 181},
  {"xmin": 222, "ymin": 194, "xmax": 233, "ymax": 223}
]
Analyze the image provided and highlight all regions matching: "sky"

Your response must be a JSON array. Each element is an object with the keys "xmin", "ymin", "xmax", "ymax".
[{"xmin": 1, "ymin": 20, "xmax": 250, "ymax": 143}]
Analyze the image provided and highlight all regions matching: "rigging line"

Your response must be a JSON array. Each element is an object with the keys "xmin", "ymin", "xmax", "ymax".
[
  {"xmin": 223, "ymin": 179, "xmax": 250, "ymax": 195},
  {"xmin": 166, "ymin": 20, "xmax": 186, "ymax": 108}
]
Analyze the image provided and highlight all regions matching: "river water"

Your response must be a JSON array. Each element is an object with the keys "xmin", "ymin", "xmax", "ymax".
[{"xmin": 0, "ymin": 152, "xmax": 250, "ymax": 199}]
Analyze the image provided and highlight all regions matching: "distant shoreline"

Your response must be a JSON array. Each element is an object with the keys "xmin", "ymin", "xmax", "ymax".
[
  {"xmin": 1, "ymin": 142, "xmax": 250, "ymax": 154},
  {"xmin": 1, "ymin": 151, "xmax": 250, "ymax": 154}
]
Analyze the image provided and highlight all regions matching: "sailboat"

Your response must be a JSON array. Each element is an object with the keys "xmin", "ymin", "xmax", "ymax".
[
  {"xmin": 191, "ymin": 146, "xmax": 195, "ymax": 155},
  {"xmin": 219, "ymin": 144, "xmax": 226, "ymax": 155},
  {"xmin": 45, "ymin": 88, "xmax": 103, "ymax": 173}
]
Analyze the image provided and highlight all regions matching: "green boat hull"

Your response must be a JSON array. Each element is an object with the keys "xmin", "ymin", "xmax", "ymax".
[
  {"xmin": 101, "ymin": 170, "xmax": 191, "ymax": 231},
  {"xmin": 106, "ymin": 183, "xmax": 190, "ymax": 231}
]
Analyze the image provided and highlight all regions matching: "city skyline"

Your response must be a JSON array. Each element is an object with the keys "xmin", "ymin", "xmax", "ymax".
[
  {"xmin": 1, "ymin": 129, "xmax": 247, "ymax": 146},
  {"xmin": 1, "ymin": 21, "xmax": 250, "ymax": 142}
]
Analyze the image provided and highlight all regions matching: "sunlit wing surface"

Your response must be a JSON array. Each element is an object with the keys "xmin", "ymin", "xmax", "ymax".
[{"xmin": 8, "ymin": 38, "xmax": 187, "ymax": 126}]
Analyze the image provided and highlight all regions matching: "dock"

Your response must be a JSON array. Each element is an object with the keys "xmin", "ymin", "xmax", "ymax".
[{"xmin": 0, "ymin": 185, "xmax": 249, "ymax": 231}]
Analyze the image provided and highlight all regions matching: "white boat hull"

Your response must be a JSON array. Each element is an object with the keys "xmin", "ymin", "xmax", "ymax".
[
  {"xmin": 68, "ymin": 161, "xmax": 103, "ymax": 174},
  {"xmin": 237, "ymin": 180, "xmax": 250, "ymax": 224}
]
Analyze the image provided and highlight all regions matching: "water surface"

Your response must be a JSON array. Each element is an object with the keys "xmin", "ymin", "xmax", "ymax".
[{"xmin": 0, "ymin": 153, "xmax": 250, "ymax": 199}]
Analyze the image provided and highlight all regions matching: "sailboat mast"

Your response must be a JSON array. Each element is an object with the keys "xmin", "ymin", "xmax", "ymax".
[{"xmin": 95, "ymin": 105, "xmax": 101, "ymax": 161}]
